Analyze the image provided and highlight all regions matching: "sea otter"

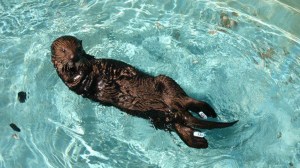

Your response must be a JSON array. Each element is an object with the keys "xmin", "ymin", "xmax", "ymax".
[{"xmin": 51, "ymin": 35, "xmax": 238, "ymax": 148}]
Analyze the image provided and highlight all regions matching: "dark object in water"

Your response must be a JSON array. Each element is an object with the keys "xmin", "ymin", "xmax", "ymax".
[
  {"xmin": 10, "ymin": 123, "xmax": 21, "ymax": 132},
  {"xmin": 51, "ymin": 35, "xmax": 238, "ymax": 148},
  {"xmin": 220, "ymin": 13, "xmax": 237, "ymax": 29},
  {"xmin": 18, "ymin": 91, "xmax": 27, "ymax": 103}
]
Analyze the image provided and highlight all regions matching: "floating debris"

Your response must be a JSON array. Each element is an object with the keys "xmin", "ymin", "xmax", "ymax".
[
  {"xmin": 220, "ymin": 13, "xmax": 238, "ymax": 29},
  {"xmin": 12, "ymin": 133, "xmax": 19, "ymax": 140},
  {"xmin": 283, "ymin": 47, "xmax": 290, "ymax": 55},
  {"xmin": 18, "ymin": 91, "xmax": 27, "ymax": 103},
  {"xmin": 277, "ymin": 132, "xmax": 282, "ymax": 139},
  {"xmin": 208, "ymin": 30, "xmax": 218, "ymax": 35},
  {"xmin": 259, "ymin": 48, "xmax": 275, "ymax": 59},
  {"xmin": 232, "ymin": 12, "xmax": 239, "ymax": 17},
  {"xmin": 155, "ymin": 22, "xmax": 164, "ymax": 29},
  {"xmin": 10, "ymin": 123, "xmax": 21, "ymax": 132},
  {"xmin": 171, "ymin": 29, "xmax": 181, "ymax": 40}
]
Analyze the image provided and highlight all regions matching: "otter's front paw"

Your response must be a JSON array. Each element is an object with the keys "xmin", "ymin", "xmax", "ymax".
[{"xmin": 66, "ymin": 72, "xmax": 83, "ymax": 88}]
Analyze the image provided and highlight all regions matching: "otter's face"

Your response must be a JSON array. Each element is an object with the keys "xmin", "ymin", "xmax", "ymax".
[{"xmin": 51, "ymin": 36, "xmax": 85, "ymax": 65}]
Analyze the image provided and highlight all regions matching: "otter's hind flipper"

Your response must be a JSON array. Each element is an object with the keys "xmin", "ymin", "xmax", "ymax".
[
  {"xmin": 187, "ymin": 100, "xmax": 217, "ymax": 118},
  {"xmin": 174, "ymin": 123, "xmax": 208, "ymax": 148}
]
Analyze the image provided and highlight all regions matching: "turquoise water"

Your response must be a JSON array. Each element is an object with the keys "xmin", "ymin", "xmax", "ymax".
[{"xmin": 1, "ymin": 0, "xmax": 300, "ymax": 167}]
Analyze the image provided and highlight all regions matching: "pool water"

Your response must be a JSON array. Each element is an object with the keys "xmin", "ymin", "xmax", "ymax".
[{"xmin": 1, "ymin": 0, "xmax": 299, "ymax": 167}]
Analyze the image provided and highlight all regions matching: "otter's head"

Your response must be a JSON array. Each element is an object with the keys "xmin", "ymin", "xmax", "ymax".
[{"xmin": 51, "ymin": 36, "xmax": 86, "ymax": 67}]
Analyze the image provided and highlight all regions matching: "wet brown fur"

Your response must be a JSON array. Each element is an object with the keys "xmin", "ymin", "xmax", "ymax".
[{"xmin": 51, "ymin": 35, "xmax": 237, "ymax": 148}]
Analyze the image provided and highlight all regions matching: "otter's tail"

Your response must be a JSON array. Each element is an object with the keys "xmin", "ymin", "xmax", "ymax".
[
  {"xmin": 187, "ymin": 118, "xmax": 238, "ymax": 129},
  {"xmin": 182, "ymin": 112, "xmax": 238, "ymax": 129}
]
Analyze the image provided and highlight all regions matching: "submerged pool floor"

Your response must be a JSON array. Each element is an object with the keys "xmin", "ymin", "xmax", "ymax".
[{"xmin": 0, "ymin": 0, "xmax": 299, "ymax": 167}]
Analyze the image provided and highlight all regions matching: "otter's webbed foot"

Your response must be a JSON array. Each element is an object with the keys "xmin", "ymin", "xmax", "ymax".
[
  {"xmin": 174, "ymin": 123, "xmax": 208, "ymax": 148},
  {"xmin": 64, "ymin": 70, "xmax": 85, "ymax": 88},
  {"xmin": 187, "ymin": 100, "xmax": 217, "ymax": 118}
]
